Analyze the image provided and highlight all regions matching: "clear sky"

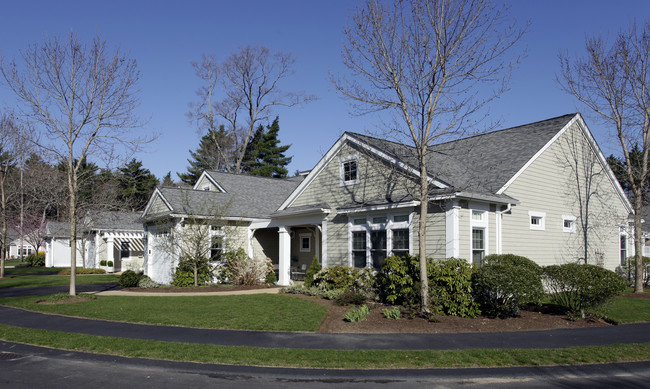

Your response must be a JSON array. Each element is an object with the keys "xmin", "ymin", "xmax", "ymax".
[{"xmin": 1, "ymin": 0, "xmax": 649, "ymax": 180}]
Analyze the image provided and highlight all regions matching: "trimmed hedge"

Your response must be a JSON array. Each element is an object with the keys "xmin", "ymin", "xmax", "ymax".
[
  {"xmin": 544, "ymin": 263, "xmax": 627, "ymax": 318},
  {"xmin": 472, "ymin": 254, "xmax": 544, "ymax": 318}
]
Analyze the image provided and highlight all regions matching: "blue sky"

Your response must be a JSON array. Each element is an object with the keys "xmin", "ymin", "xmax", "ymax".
[{"xmin": 1, "ymin": 0, "xmax": 649, "ymax": 180}]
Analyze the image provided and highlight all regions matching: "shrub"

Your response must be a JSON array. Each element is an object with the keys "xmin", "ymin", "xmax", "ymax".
[
  {"xmin": 344, "ymin": 304, "xmax": 370, "ymax": 322},
  {"xmin": 265, "ymin": 269, "xmax": 277, "ymax": 284},
  {"xmin": 544, "ymin": 263, "xmax": 628, "ymax": 318},
  {"xmin": 303, "ymin": 256, "xmax": 322, "ymax": 287},
  {"xmin": 119, "ymin": 270, "xmax": 141, "ymax": 288},
  {"xmin": 25, "ymin": 252, "xmax": 45, "ymax": 267},
  {"xmin": 323, "ymin": 288, "xmax": 345, "ymax": 300},
  {"xmin": 172, "ymin": 255, "xmax": 212, "ymax": 287},
  {"xmin": 618, "ymin": 256, "xmax": 650, "ymax": 286},
  {"xmin": 280, "ymin": 284, "xmax": 325, "ymax": 297},
  {"xmin": 429, "ymin": 258, "xmax": 480, "ymax": 318},
  {"xmin": 334, "ymin": 289, "xmax": 367, "ymax": 306},
  {"xmin": 472, "ymin": 254, "xmax": 544, "ymax": 318},
  {"xmin": 312, "ymin": 265, "xmax": 376, "ymax": 296},
  {"xmin": 138, "ymin": 275, "xmax": 159, "ymax": 288},
  {"xmin": 382, "ymin": 307, "xmax": 401, "ymax": 320},
  {"xmin": 222, "ymin": 249, "xmax": 271, "ymax": 286},
  {"xmin": 107, "ymin": 261, "xmax": 114, "ymax": 267},
  {"xmin": 375, "ymin": 254, "xmax": 423, "ymax": 306},
  {"xmin": 99, "ymin": 260, "xmax": 107, "ymax": 266}
]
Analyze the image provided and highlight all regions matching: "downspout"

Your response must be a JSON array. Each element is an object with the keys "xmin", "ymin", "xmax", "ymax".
[{"xmin": 495, "ymin": 203, "xmax": 512, "ymax": 255}]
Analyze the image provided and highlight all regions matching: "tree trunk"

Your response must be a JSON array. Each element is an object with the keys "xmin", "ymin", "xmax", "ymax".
[
  {"xmin": 418, "ymin": 153, "xmax": 429, "ymax": 314},
  {"xmin": 68, "ymin": 171, "xmax": 77, "ymax": 296},
  {"xmin": 634, "ymin": 195, "xmax": 644, "ymax": 293},
  {"xmin": 194, "ymin": 263, "xmax": 198, "ymax": 287}
]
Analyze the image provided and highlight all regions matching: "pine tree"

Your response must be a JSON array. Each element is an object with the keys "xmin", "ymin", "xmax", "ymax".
[
  {"xmin": 241, "ymin": 117, "xmax": 292, "ymax": 178},
  {"xmin": 161, "ymin": 171, "xmax": 175, "ymax": 187},
  {"xmin": 178, "ymin": 125, "xmax": 233, "ymax": 185},
  {"xmin": 117, "ymin": 159, "xmax": 158, "ymax": 211}
]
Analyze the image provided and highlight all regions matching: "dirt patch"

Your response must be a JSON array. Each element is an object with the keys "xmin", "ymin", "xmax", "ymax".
[
  {"xmin": 124, "ymin": 285, "xmax": 279, "ymax": 293},
  {"xmin": 36, "ymin": 296, "xmax": 94, "ymax": 305},
  {"xmin": 287, "ymin": 294, "xmax": 610, "ymax": 334}
]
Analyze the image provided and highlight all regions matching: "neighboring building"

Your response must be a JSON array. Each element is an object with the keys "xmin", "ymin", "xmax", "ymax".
[
  {"xmin": 44, "ymin": 211, "xmax": 145, "ymax": 271},
  {"xmin": 142, "ymin": 113, "xmax": 633, "ymax": 285}
]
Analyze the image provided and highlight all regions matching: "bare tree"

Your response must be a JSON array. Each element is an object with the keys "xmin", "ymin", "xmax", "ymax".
[
  {"xmin": 1, "ymin": 33, "xmax": 151, "ymax": 295},
  {"xmin": 191, "ymin": 46, "xmax": 315, "ymax": 174},
  {"xmin": 559, "ymin": 21, "xmax": 650, "ymax": 293},
  {"xmin": 333, "ymin": 0, "xmax": 525, "ymax": 313},
  {"xmin": 0, "ymin": 113, "xmax": 22, "ymax": 277}
]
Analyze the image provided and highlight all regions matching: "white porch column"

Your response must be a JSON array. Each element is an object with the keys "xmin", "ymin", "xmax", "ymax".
[
  {"xmin": 445, "ymin": 203, "xmax": 460, "ymax": 258},
  {"xmin": 321, "ymin": 219, "xmax": 328, "ymax": 268},
  {"xmin": 107, "ymin": 237, "xmax": 115, "ymax": 267},
  {"xmin": 278, "ymin": 227, "xmax": 291, "ymax": 286}
]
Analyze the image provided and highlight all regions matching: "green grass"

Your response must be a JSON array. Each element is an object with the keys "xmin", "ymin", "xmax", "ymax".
[
  {"xmin": 3, "ymin": 259, "xmax": 24, "ymax": 267},
  {"xmin": 0, "ymin": 323, "xmax": 649, "ymax": 368},
  {"xmin": 0, "ymin": 294, "xmax": 327, "ymax": 331},
  {"xmin": 604, "ymin": 295, "xmax": 650, "ymax": 323},
  {"xmin": 0, "ymin": 274, "xmax": 119, "ymax": 289}
]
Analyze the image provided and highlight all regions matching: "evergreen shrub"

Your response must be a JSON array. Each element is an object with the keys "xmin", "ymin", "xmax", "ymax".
[
  {"xmin": 429, "ymin": 258, "xmax": 480, "ymax": 318},
  {"xmin": 471, "ymin": 254, "xmax": 544, "ymax": 318},
  {"xmin": 544, "ymin": 263, "xmax": 627, "ymax": 318},
  {"xmin": 119, "ymin": 270, "xmax": 140, "ymax": 288},
  {"xmin": 303, "ymin": 256, "xmax": 321, "ymax": 287},
  {"xmin": 25, "ymin": 252, "xmax": 45, "ymax": 267}
]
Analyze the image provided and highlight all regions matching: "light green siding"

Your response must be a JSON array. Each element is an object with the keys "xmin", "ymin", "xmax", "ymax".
[
  {"xmin": 501, "ymin": 122, "xmax": 629, "ymax": 270},
  {"xmin": 195, "ymin": 175, "xmax": 219, "ymax": 192},
  {"xmin": 411, "ymin": 203, "xmax": 447, "ymax": 260},
  {"xmin": 148, "ymin": 195, "xmax": 170, "ymax": 215}
]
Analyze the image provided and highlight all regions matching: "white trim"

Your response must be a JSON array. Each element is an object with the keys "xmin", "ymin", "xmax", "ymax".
[
  {"xmin": 445, "ymin": 203, "xmax": 460, "ymax": 258},
  {"xmin": 194, "ymin": 171, "xmax": 226, "ymax": 193},
  {"xmin": 469, "ymin": 203, "xmax": 490, "ymax": 263},
  {"xmin": 562, "ymin": 215, "xmax": 577, "ymax": 233},
  {"xmin": 278, "ymin": 133, "xmax": 447, "ymax": 211},
  {"xmin": 142, "ymin": 188, "xmax": 173, "ymax": 218},
  {"xmin": 529, "ymin": 211, "xmax": 546, "ymax": 231},
  {"xmin": 338, "ymin": 201, "xmax": 420, "ymax": 214},
  {"xmin": 339, "ymin": 154, "xmax": 360, "ymax": 186},
  {"xmin": 299, "ymin": 233, "xmax": 312, "ymax": 252},
  {"xmin": 347, "ymin": 211, "xmax": 412, "ymax": 268}
]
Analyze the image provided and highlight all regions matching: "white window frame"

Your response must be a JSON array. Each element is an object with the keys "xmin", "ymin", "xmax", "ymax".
[
  {"xmin": 348, "ymin": 212, "xmax": 412, "ymax": 268},
  {"xmin": 529, "ymin": 211, "xmax": 546, "ymax": 231},
  {"xmin": 299, "ymin": 233, "xmax": 312, "ymax": 252},
  {"xmin": 562, "ymin": 215, "xmax": 577, "ymax": 233},
  {"xmin": 339, "ymin": 154, "xmax": 360, "ymax": 186},
  {"xmin": 469, "ymin": 207, "xmax": 488, "ymax": 262},
  {"xmin": 202, "ymin": 185, "xmax": 210, "ymax": 191}
]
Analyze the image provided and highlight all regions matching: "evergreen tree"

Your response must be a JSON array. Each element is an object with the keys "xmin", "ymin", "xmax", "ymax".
[
  {"xmin": 178, "ymin": 125, "xmax": 233, "ymax": 185},
  {"xmin": 608, "ymin": 144, "xmax": 650, "ymax": 201},
  {"xmin": 117, "ymin": 159, "xmax": 159, "ymax": 211},
  {"xmin": 161, "ymin": 171, "xmax": 175, "ymax": 187},
  {"xmin": 241, "ymin": 117, "xmax": 292, "ymax": 178}
]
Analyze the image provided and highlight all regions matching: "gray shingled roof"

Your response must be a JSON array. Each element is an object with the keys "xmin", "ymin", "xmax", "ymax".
[
  {"xmin": 91, "ymin": 211, "xmax": 144, "ymax": 231},
  {"xmin": 155, "ymin": 172, "xmax": 303, "ymax": 219},
  {"xmin": 348, "ymin": 114, "xmax": 576, "ymax": 195}
]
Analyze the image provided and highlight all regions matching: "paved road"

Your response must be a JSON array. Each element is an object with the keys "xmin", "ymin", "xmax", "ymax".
[{"xmin": 1, "ymin": 341, "xmax": 649, "ymax": 388}]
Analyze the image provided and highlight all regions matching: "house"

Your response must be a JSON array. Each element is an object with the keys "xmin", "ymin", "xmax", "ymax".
[
  {"xmin": 44, "ymin": 211, "xmax": 145, "ymax": 271},
  {"xmin": 141, "ymin": 113, "xmax": 633, "ymax": 285}
]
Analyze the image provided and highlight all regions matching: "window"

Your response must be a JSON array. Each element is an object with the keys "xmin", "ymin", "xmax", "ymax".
[
  {"xmin": 472, "ymin": 228, "xmax": 485, "ymax": 264},
  {"xmin": 120, "ymin": 242, "xmax": 130, "ymax": 258},
  {"xmin": 562, "ymin": 215, "xmax": 576, "ymax": 233},
  {"xmin": 393, "ymin": 214, "xmax": 409, "ymax": 223},
  {"xmin": 353, "ymin": 218, "xmax": 366, "ymax": 225},
  {"xmin": 211, "ymin": 237, "xmax": 223, "ymax": 261},
  {"xmin": 202, "ymin": 186, "xmax": 210, "ymax": 191},
  {"xmin": 529, "ymin": 211, "xmax": 546, "ymax": 230},
  {"xmin": 339, "ymin": 155, "xmax": 360, "ymax": 186},
  {"xmin": 392, "ymin": 229, "xmax": 409, "ymax": 257},
  {"xmin": 472, "ymin": 210, "xmax": 485, "ymax": 222},
  {"xmin": 620, "ymin": 234, "xmax": 627, "ymax": 266},
  {"xmin": 352, "ymin": 231, "xmax": 367, "ymax": 268},
  {"xmin": 372, "ymin": 216, "xmax": 387, "ymax": 224},
  {"xmin": 299, "ymin": 234, "xmax": 311, "ymax": 252},
  {"xmin": 370, "ymin": 230, "xmax": 387, "ymax": 268}
]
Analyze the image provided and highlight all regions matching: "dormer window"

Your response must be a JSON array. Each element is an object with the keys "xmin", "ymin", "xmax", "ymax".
[{"xmin": 339, "ymin": 155, "xmax": 360, "ymax": 186}]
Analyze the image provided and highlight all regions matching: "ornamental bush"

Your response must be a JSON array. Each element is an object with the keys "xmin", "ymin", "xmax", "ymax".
[
  {"xmin": 25, "ymin": 252, "xmax": 45, "ymax": 267},
  {"xmin": 375, "ymin": 254, "xmax": 423, "ymax": 306},
  {"xmin": 171, "ymin": 255, "xmax": 212, "ymax": 287},
  {"xmin": 544, "ymin": 263, "xmax": 627, "ymax": 318},
  {"xmin": 221, "ymin": 249, "xmax": 271, "ymax": 286},
  {"xmin": 137, "ymin": 275, "xmax": 159, "ymax": 288},
  {"xmin": 344, "ymin": 304, "xmax": 370, "ymax": 322},
  {"xmin": 429, "ymin": 258, "xmax": 480, "ymax": 318},
  {"xmin": 312, "ymin": 265, "xmax": 376, "ymax": 296},
  {"xmin": 303, "ymin": 256, "xmax": 322, "ymax": 287},
  {"xmin": 119, "ymin": 270, "xmax": 141, "ymax": 288},
  {"xmin": 472, "ymin": 254, "xmax": 544, "ymax": 318}
]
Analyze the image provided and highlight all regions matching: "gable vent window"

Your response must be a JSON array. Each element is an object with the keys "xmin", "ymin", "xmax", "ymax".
[
  {"xmin": 528, "ymin": 211, "xmax": 546, "ymax": 231},
  {"xmin": 562, "ymin": 215, "xmax": 576, "ymax": 233},
  {"xmin": 339, "ymin": 155, "xmax": 360, "ymax": 186}
]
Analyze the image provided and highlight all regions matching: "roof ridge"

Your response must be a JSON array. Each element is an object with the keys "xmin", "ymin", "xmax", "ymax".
[
  {"xmin": 346, "ymin": 113, "xmax": 577, "ymax": 149},
  {"xmin": 206, "ymin": 170, "xmax": 300, "ymax": 183}
]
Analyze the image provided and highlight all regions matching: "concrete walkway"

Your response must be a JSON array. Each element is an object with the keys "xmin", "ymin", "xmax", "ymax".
[{"xmin": 1, "ymin": 283, "xmax": 650, "ymax": 350}]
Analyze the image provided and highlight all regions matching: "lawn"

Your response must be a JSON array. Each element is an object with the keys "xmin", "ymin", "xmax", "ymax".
[
  {"xmin": 0, "ymin": 323, "xmax": 648, "ymax": 369},
  {"xmin": 0, "ymin": 294, "xmax": 327, "ymax": 332},
  {"xmin": 0, "ymin": 274, "xmax": 119, "ymax": 289},
  {"xmin": 5, "ymin": 267, "xmax": 66, "ymax": 275},
  {"xmin": 604, "ymin": 295, "xmax": 650, "ymax": 323}
]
